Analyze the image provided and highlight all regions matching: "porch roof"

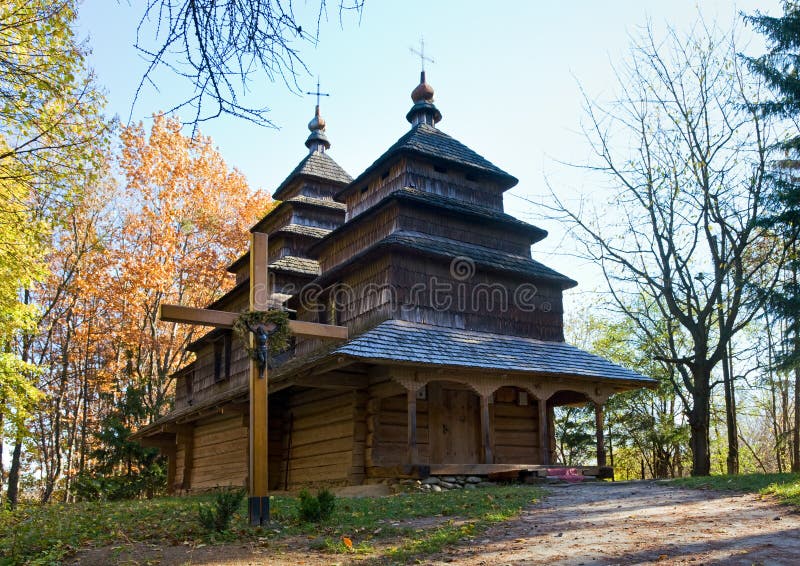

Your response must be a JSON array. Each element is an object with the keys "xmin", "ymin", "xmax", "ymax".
[{"xmin": 332, "ymin": 319, "xmax": 654, "ymax": 384}]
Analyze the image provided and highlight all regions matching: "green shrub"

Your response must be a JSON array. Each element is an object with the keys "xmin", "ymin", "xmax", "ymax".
[
  {"xmin": 317, "ymin": 488, "xmax": 336, "ymax": 520},
  {"xmin": 73, "ymin": 465, "xmax": 166, "ymax": 501},
  {"xmin": 198, "ymin": 488, "xmax": 245, "ymax": 532},
  {"xmin": 298, "ymin": 488, "xmax": 336, "ymax": 523}
]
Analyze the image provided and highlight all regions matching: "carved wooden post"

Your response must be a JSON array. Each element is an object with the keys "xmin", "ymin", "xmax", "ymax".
[
  {"xmin": 595, "ymin": 402, "xmax": 607, "ymax": 467},
  {"xmin": 538, "ymin": 397, "xmax": 550, "ymax": 466},
  {"xmin": 479, "ymin": 393, "xmax": 493, "ymax": 464},
  {"xmin": 407, "ymin": 387, "xmax": 418, "ymax": 465}
]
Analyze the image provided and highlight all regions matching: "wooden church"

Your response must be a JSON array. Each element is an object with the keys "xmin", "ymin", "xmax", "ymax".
[{"xmin": 133, "ymin": 72, "xmax": 654, "ymax": 492}]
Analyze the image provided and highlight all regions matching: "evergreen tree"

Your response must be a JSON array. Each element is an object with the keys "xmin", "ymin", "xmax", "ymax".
[{"xmin": 745, "ymin": 3, "xmax": 800, "ymax": 471}]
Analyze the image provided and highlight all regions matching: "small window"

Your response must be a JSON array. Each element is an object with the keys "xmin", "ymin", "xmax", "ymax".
[{"xmin": 213, "ymin": 334, "xmax": 232, "ymax": 383}]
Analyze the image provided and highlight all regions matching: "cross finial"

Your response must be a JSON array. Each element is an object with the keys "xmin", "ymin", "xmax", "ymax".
[
  {"xmin": 305, "ymin": 77, "xmax": 330, "ymax": 106},
  {"xmin": 409, "ymin": 36, "xmax": 434, "ymax": 72}
]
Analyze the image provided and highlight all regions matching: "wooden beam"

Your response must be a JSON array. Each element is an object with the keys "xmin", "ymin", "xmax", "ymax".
[
  {"xmin": 139, "ymin": 436, "xmax": 177, "ymax": 450},
  {"xmin": 249, "ymin": 232, "xmax": 270, "ymax": 526},
  {"xmin": 293, "ymin": 373, "xmax": 364, "ymax": 389},
  {"xmin": 595, "ymin": 403, "xmax": 607, "ymax": 467},
  {"xmin": 179, "ymin": 431, "xmax": 194, "ymax": 491},
  {"xmin": 165, "ymin": 446, "xmax": 177, "ymax": 495},
  {"xmin": 480, "ymin": 394, "xmax": 493, "ymax": 465},
  {"xmin": 538, "ymin": 399, "xmax": 550, "ymax": 466},
  {"xmin": 288, "ymin": 320, "xmax": 348, "ymax": 340},
  {"xmin": 407, "ymin": 388, "xmax": 418, "ymax": 465},
  {"xmin": 159, "ymin": 303, "xmax": 237, "ymax": 327}
]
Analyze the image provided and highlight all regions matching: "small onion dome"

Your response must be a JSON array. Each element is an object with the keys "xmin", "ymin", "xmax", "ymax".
[
  {"xmin": 411, "ymin": 74, "xmax": 435, "ymax": 103},
  {"xmin": 305, "ymin": 104, "xmax": 330, "ymax": 152},
  {"xmin": 406, "ymin": 71, "xmax": 442, "ymax": 126}
]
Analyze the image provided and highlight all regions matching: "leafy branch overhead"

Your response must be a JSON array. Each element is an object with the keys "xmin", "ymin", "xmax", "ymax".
[{"xmin": 133, "ymin": 0, "xmax": 364, "ymax": 127}]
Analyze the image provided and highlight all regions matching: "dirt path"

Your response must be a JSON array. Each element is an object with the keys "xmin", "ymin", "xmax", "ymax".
[
  {"xmin": 426, "ymin": 481, "xmax": 800, "ymax": 566},
  {"xmin": 71, "ymin": 481, "xmax": 800, "ymax": 565}
]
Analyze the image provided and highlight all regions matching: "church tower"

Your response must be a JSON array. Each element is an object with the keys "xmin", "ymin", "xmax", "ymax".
[{"xmin": 302, "ymin": 72, "xmax": 575, "ymax": 344}]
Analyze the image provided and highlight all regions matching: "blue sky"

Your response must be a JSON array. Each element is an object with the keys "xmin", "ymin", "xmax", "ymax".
[{"xmin": 77, "ymin": 0, "xmax": 781, "ymax": 296}]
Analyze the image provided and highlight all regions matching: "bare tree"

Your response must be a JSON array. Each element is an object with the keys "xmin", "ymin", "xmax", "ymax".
[
  {"xmin": 134, "ymin": 0, "xmax": 364, "ymax": 127},
  {"xmin": 550, "ymin": 20, "xmax": 779, "ymax": 476}
]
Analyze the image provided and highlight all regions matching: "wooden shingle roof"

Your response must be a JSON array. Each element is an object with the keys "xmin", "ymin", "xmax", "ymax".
[
  {"xmin": 272, "ymin": 152, "xmax": 353, "ymax": 200},
  {"xmin": 275, "ymin": 224, "xmax": 331, "ymax": 239},
  {"xmin": 317, "ymin": 230, "xmax": 576, "ymax": 289},
  {"xmin": 340, "ymin": 123, "xmax": 518, "ymax": 197},
  {"xmin": 269, "ymin": 256, "xmax": 320, "ymax": 276},
  {"xmin": 335, "ymin": 319, "xmax": 654, "ymax": 384}
]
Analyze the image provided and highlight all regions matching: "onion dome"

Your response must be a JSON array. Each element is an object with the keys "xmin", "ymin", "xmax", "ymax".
[
  {"xmin": 406, "ymin": 71, "xmax": 442, "ymax": 126},
  {"xmin": 305, "ymin": 104, "xmax": 331, "ymax": 153}
]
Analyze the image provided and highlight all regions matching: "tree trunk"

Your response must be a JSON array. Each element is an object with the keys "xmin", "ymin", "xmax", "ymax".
[
  {"xmin": 689, "ymin": 367, "xmax": 712, "ymax": 476},
  {"xmin": 723, "ymin": 346, "xmax": 739, "ymax": 475},
  {"xmin": 6, "ymin": 438, "xmax": 23, "ymax": 509},
  {"xmin": 793, "ymin": 365, "xmax": 800, "ymax": 473},
  {"xmin": 766, "ymin": 313, "xmax": 783, "ymax": 473}
]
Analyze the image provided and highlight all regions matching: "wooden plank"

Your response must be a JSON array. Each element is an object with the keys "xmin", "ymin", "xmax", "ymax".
[
  {"xmin": 288, "ymin": 320, "xmax": 348, "ymax": 340},
  {"xmin": 159, "ymin": 304, "xmax": 237, "ymax": 327}
]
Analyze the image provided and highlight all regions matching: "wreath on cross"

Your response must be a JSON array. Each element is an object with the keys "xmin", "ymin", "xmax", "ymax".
[{"xmin": 232, "ymin": 309, "xmax": 291, "ymax": 359}]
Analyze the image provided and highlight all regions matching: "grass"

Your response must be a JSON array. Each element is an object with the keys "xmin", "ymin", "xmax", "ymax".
[
  {"xmin": 0, "ymin": 485, "xmax": 544, "ymax": 565},
  {"xmin": 669, "ymin": 472, "xmax": 800, "ymax": 507}
]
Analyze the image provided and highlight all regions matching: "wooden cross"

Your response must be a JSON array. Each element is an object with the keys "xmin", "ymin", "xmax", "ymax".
[
  {"xmin": 158, "ymin": 232, "xmax": 347, "ymax": 525},
  {"xmin": 305, "ymin": 77, "xmax": 330, "ymax": 106},
  {"xmin": 409, "ymin": 36, "xmax": 434, "ymax": 72}
]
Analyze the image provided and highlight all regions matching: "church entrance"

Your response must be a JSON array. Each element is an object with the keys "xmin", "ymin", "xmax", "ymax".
[{"xmin": 428, "ymin": 381, "xmax": 481, "ymax": 464}]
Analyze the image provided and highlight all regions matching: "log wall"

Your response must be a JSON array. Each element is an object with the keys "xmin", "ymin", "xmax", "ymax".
[
  {"xmin": 390, "ymin": 254, "xmax": 565, "ymax": 340},
  {"xmin": 492, "ymin": 386, "xmax": 540, "ymax": 464},
  {"xmin": 183, "ymin": 415, "xmax": 248, "ymax": 491},
  {"xmin": 282, "ymin": 388, "xmax": 360, "ymax": 489},
  {"xmin": 345, "ymin": 157, "xmax": 506, "ymax": 219},
  {"xmin": 184, "ymin": 337, "xmax": 249, "ymax": 409}
]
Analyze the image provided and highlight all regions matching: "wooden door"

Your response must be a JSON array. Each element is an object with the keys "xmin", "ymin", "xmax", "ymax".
[{"xmin": 429, "ymin": 383, "xmax": 480, "ymax": 464}]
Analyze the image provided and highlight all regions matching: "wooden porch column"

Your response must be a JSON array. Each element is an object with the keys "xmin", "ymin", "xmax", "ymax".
[
  {"xmin": 595, "ymin": 402, "xmax": 607, "ymax": 467},
  {"xmin": 480, "ymin": 393, "xmax": 493, "ymax": 464},
  {"xmin": 407, "ymin": 387, "xmax": 418, "ymax": 464},
  {"xmin": 165, "ymin": 446, "xmax": 177, "ymax": 494},
  {"xmin": 538, "ymin": 398, "xmax": 551, "ymax": 466},
  {"xmin": 179, "ymin": 431, "xmax": 194, "ymax": 491}
]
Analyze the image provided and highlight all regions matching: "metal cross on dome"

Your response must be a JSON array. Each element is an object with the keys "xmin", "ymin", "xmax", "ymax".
[
  {"xmin": 305, "ymin": 77, "xmax": 330, "ymax": 106},
  {"xmin": 410, "ymin": 36, "xmax": 434, "ymax": 72}
]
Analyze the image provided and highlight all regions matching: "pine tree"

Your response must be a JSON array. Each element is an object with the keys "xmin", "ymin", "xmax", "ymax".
[{"xmin": 745, "ymin": 3, "xmax": 800, "ymax": 471}]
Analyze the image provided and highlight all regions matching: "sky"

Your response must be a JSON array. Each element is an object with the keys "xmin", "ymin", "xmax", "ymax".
[{"xmin": 77, "ymin": 0, "xmax": 782, "ymax": 300}]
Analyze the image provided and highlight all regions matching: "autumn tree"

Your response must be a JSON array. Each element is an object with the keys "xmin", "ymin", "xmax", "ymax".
[
  {"xmin": 0, "ymin": 0, "xmax": 107, "ymax": 507},
  {"xmin": 551, "ymin": 21, "xmax": 776, "ymax": 476},
  {"xmin": 111, "ymin": 114, "xmax": 268, "ymax": 421},
  {"xmin": 0, "ymin": 0, "xmax": 107, "ymax": 195}
]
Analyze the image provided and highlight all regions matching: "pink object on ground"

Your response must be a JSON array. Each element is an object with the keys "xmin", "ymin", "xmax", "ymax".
[{"xmin": 547, "ymin": 468, "xmax": 585, "ymax": 483}]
